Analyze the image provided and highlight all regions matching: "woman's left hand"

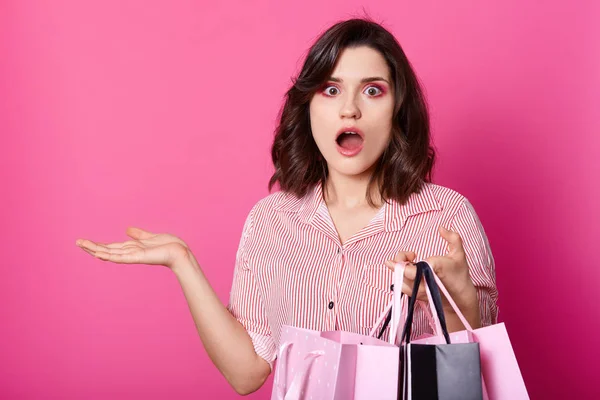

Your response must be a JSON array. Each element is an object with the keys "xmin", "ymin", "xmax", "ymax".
[{"xmin": 385, "ymin": 226, "xmax": 478, "ymax": 314}]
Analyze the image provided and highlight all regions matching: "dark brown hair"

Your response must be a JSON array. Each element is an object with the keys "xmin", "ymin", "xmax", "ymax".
[{"xmin": 269, "ymin": 17, "xmax": 436, "ymax": 206}]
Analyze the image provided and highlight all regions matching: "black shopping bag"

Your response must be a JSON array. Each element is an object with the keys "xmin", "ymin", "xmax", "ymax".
[{"xmin": 398, "ymin": 261, "xmax": 483, "ymax": 400}]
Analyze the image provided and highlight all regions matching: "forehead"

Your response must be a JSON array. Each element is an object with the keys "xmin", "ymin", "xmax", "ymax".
[{"xmin": 330, "ymin": 46, "xmax": 391, "ymax": 81}]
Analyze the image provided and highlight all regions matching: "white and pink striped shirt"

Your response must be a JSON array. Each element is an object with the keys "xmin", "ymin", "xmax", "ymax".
[{"xmin": 227, "ymin": 182, "xmax": 498, "ymax": 370}]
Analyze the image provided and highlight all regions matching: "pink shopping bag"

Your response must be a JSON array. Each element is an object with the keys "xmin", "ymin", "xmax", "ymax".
[
  {"xmin": 412, "ymin": 262, "xmax": 529, "ymax": 400},
  {"xmin": 271, "ymin": 326, "xmax": 399, "ymax": 400},
  {"xmin": 271, "ymin": 264, "xmax": 409, "ymax": 400}
]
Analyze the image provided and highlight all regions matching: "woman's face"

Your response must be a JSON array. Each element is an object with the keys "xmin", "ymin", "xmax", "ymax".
[{"xmin": 309, "ymin": 46, "xmax": 395, "ymax": 179}]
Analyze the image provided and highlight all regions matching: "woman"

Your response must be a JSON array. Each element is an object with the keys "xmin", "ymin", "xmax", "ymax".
[{"xmin": 76, "ymin": 18, "xmax": 498, "ymax": 395}]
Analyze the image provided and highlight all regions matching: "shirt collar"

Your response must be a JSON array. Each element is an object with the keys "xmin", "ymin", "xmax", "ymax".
[
  {"xmin": 274, "ymin": 182, "xmax": 442, "ymax": 232},
  {"xmin": 383, "ymin": 182, "xmax": 443, "ymax": 231},
  {"xmin": 273, "ymin": 183, "xmax": 323, "ymax": 224}
]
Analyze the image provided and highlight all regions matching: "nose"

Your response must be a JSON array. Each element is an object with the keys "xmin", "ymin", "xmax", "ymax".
[{"xmin": 339, "ymin": 94, "xmax": 361, "ymax": 120}]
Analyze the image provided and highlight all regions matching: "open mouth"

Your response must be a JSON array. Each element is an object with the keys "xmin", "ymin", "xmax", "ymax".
[
  {"xmin": 335, "ymin": 128, "xmax": 364, "ymax": 156},
  {"xmin": 336, "ymin": 131, "xmax": 364, "ymax": 149}
]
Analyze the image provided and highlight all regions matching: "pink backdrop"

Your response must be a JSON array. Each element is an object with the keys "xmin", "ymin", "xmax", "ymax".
[{"xmin": 1, "ymin": 0, "xmax": 598, "ymax": 398}]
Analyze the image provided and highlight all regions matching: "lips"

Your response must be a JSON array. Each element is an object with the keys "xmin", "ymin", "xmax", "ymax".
[{"xmin": 335, "ymin": 127, "xmax": 364, "ymax": 156}]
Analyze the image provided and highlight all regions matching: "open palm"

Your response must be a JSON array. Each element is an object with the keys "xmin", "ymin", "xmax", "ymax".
[{"xmin": 76, "ymin": 227, "xmax": 189, "ymax": 268}]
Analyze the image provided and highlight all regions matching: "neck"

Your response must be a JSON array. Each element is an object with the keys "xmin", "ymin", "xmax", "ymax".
[{"xmin": 323, "ymin": 168, "xmax": 382, "ymax": 209}]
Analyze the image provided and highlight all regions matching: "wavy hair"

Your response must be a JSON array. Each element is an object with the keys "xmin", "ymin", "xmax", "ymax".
[{"xmin": 269, "ymin": 17, "xmax": 436, "ymax": 206}]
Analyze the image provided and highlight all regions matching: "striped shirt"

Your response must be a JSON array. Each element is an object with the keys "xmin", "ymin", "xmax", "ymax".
[{"xmin": 226, "ymin": 182, "xmax": 498, "ymax": 370}]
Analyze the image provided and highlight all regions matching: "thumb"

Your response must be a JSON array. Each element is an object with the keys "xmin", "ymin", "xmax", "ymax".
[
  {"xmin": 126, "ymin": 227, "xmax": 155, "ymax": 240},
  {"xmin": 439, "ymin": 226, "xmax": 464, "ymax": 255}
]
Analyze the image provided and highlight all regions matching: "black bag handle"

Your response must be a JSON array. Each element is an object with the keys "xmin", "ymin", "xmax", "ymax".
[
  {"xmin": 399, "ymin": 262, "xmax": 424, "ymax": 344},
  {"xmin": 398, "ymin": 261, "xmax": 452, "ymax": 344},
  {"xmin": 421, "ymin": 262, "xmax": 451, "ymax": 344}
]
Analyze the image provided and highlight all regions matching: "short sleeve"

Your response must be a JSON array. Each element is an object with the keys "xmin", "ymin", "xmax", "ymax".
[
  {"xmin": 226, "ymin": 207, "xmax": 277, "ymax": 371},
  {"xmin": 450, "ymin": 199, "xmax": 499, "ymax": 326}
]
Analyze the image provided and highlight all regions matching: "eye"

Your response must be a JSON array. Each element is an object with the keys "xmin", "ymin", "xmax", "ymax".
[
  {"xmin": 364, "ymin": 85, "xmax": 383, "ymax": 96},
  {"xmin": 323, "ymin": 85, "xmax": 340, "ymax": 96}
]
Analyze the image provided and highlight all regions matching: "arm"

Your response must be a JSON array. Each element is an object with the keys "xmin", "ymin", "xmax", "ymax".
[
  {"xmin": 76, "ymin": 212, "xmax": 275, "ymax": 394},
  {"xmin": 387, "ymin": 199, "xmax": 498, "ymax": 333},
  {"xmin": 446, "ymin": 199, "xmax": 498, "ymax": 329},
  {"xmin": 174, "ymin": 205, "xmax": 275, "ymax": 395},
  {"xmin": 172, "ymin": 255, "xmax": 271, "ymax": 395},
  {"xmin": 443, "ymin": 283, "xmax": 481, "ymax": 332}
]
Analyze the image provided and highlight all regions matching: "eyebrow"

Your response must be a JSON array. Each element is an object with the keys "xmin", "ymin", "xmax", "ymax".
[{"xmin": 329, "ymin": 76, "xmax": 391, "ymax": 85}]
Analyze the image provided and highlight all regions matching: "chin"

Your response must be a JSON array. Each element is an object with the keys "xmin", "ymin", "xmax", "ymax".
[{"xmin": 327, "ymin": 156, "xmax": 378, "ymax": 178}]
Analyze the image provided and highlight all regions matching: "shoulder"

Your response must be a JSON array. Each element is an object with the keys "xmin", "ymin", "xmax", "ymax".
[
  {"xmin": 426, "ymin": 182, "xmax": 467, "ymax": 206},
  {"xmin": 238, "ymin": 191, "xmax": 300, "ymax": 252},
  {"xmin": 422, "ymin": 183, "xmax": 486, "ymax": 230},
  {"xmin": 248, "ymin": 190, "xmax": 295, "ymax": 215},
  {"xmin": 243, "ymin": 190, "xmax": 301, "ymax": 228},
  {"xmin": 420, "ymin": 182, "xmax": 474, "ymax": 217}
]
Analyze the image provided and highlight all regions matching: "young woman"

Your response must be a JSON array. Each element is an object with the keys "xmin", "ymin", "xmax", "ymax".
[{"xmin": 76, "ymin": 18, "xmax": 498, "ymax": 395}]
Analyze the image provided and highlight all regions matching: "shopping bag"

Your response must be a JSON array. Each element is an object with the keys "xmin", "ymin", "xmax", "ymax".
[
  {"xmin": 398, "ymin": 261, "xmax": 484, "ymax": 400},
  {"xmin": 411, "ymin": 262, "xmax": 529, "ymax": 400},
  {"xmin": 271, "ymin": 264, "xmax": 409, "ymax": 400}
]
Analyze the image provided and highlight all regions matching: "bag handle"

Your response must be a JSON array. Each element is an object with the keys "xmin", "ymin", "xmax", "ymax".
[
  {"xmin": 369, "ymin": 261, "xmax": 407, "ymax": 344},
  {"xmin": 423, "ymin": 275, "xmax": 444, "ymax": 336},
  {"xmin": 274, "ymin": 342, "xmax": 324, "ymax": 400},
  {"xmin": 370, "ymin": 299, "xmax": 393, "ymax": 339},
  {"xmin": 283, "ymin": 351, "xmax": 324, "ymax": 400},
  {"xmin": 420, "ymin": 262, "xmax": 451, "ymax": 344},
  {"xmin": 399, "ymin": 261, "xmax": 424, "ymax": 344},
  {"xmin": 274, "ymin": 342, "xmax": 294, "ymax": 399},
  {"xmin": 373, "ymin": 262, "xmax": 451, "ymax": 343},
  {"xmin": 390, "ymin": 262, "xmax": 407, "ymax": 344},
  {"xmin": 400, "ymin": 261, "xmax": 454, "ymax": 344},
  {"xmin": 423, "ymin": 264, "xmax": 474, "ymax": 332}
]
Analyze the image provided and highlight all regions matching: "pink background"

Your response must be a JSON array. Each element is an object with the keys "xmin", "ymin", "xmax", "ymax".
[{"xmin": 1, "ymin": 0, "xmax": 598, "ymax": 398}]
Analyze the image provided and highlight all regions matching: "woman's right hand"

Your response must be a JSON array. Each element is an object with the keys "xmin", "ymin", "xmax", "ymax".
[
  {"xmin": 76, "ymin": 227, "xmax": 190, "ymax": 269},
  {"xmin": 77, "ymin": 226, "xmax": 270, "ymax": 394}
]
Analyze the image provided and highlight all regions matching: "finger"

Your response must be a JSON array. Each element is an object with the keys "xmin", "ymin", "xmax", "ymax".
[
  {"xmin": 401, "ymin": 282, "xmax": 413, "ymax": 297},
  {"xmin": 83, "ymin": 246, "xmax": 140, "ymax": 257},
  {"xmin": 77, "ymin": 239, "xmax": 101, "ymax": 251},
  {"xmin": 100, "ymin": 246, "xmax": 135, "ymax": 255},
  {"xmin": 416, "ymin": 280, "xmax": 428, "ymax": 301},
  {"xmin": 403, "ymin": 263, "xmax": 417, "ymax": 280},
  {"xmin": 439, "ymin": 226, "xmax": 464, "ymax": 255},
  {"xmin": 95, "ymin": 249, "xmax": 143, "ymax": 264},
  {"xmin": 385, "ymin": 260, "xmax": 410, "ymax": 271},
  {"xmin": 79, "ymin": 240, "xmax": 135, "ymax": 253},
  {"xmin": 77, "ymin": 237, "xmax": 139, "ymax": 250},
  {"xmin": 424, "ymin": 256, "xmax": 446, "ymax": 275},
  {"xmin": 404, "ymin": 278, "xmax": 428, "ymax": 301},
  {"xmin": 96, "ymin": 241, "xmax": 139, "ymax": 249},
  {"xmin": 385, "ymin": 260, "xmax": 395, "ymax": 271},
  {"xmin": 79, "ymin": 246, "xmax": 97, "ymax": 257},
  {"xmin": 76, "ymin": 239, "xmax": 104, "ymax": 252},
  {"xmin": 394, "ymin": 251, "xmax": 416, "ymax": 263},
  {"xmin": 126, "ymin": 227, "xmax": 156, "ymax": 240}
]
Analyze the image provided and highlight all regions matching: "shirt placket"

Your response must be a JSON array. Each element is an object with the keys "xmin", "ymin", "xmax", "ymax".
[
  {"xmin": 325, "ymin": 245, "xmax": 345, "ymax": 330},
  {"xmin": 310, "ymin": 198, "xmax": 386, "ymax": 332}
]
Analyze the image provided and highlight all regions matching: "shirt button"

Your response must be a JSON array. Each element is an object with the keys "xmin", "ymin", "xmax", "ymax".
[
  {"xmin": 328, "ymin": 301, "xmax": 334, "ymax": 310},
  {"xmin": 337, "ymin": 248, "xmax": 341, "ymax": 254},
  {"xmin": 390, "ymin": 284, "xmax": 394, "ymax": 292}
]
